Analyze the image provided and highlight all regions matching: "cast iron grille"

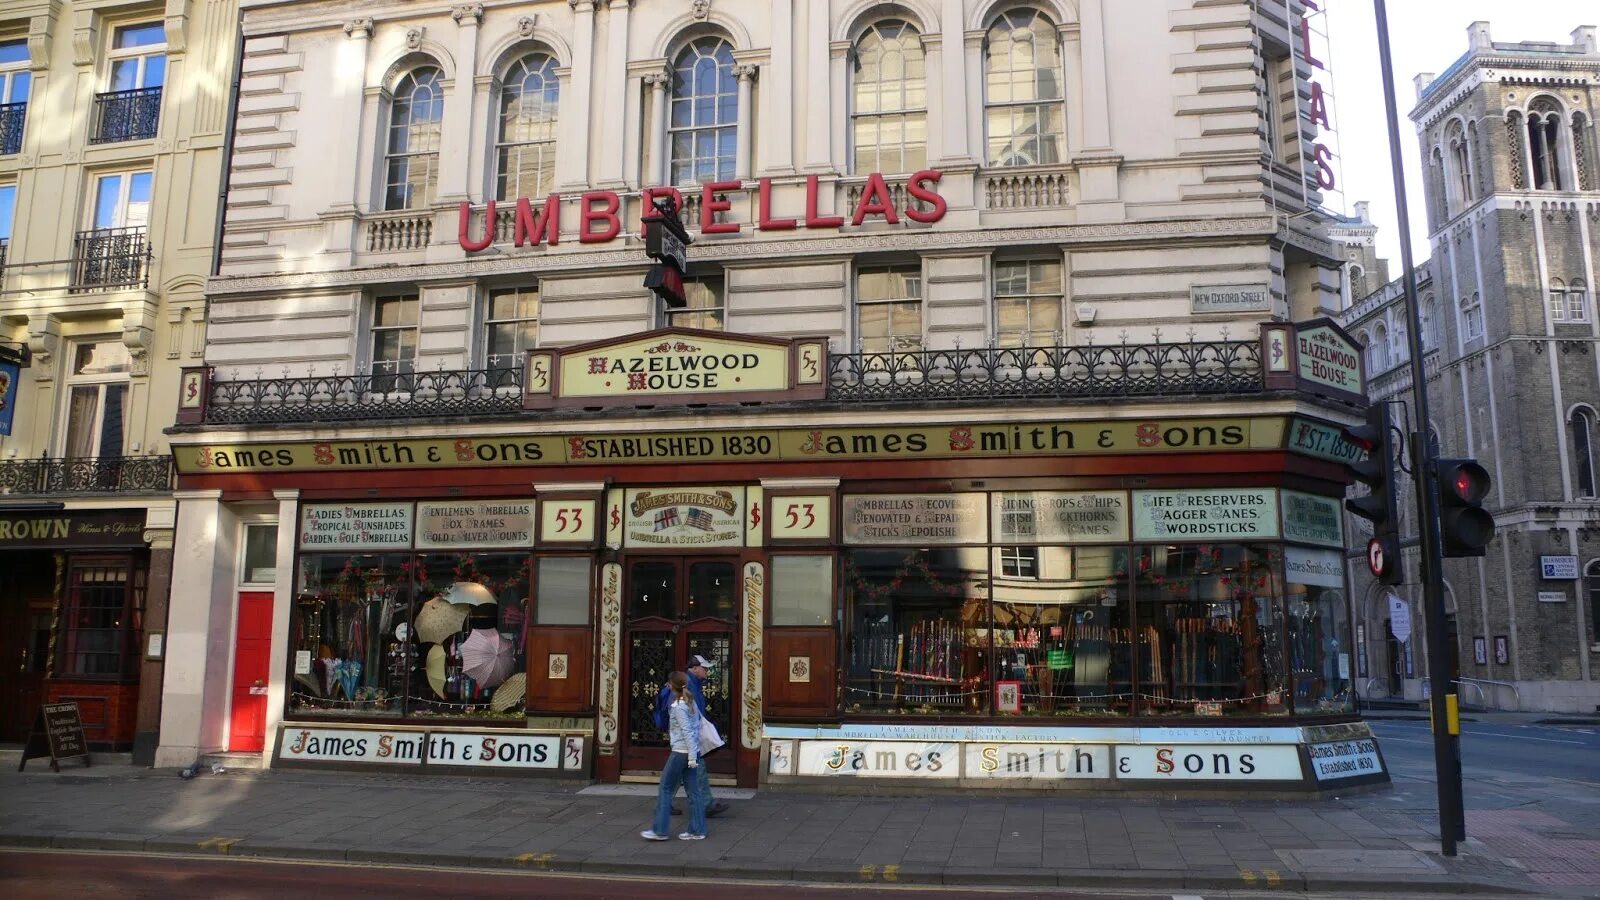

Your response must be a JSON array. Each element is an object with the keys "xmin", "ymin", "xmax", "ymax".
[
  {"xmin": 0, "ymin": 455, "xmax": 174, "ymax": 496},
  {"xmin": 89, "ymin": 87, "xmax": 162, "ymax": 144},
  {"xmin": 627, "ymin": 632, "xmax": 674, "ymax": 747},
  {"xmin": 0, "ymin": 102, "xmax": 24, "ymax": 155},
  {"xmin": 685, "ymin": 633, "xmax": 734, "ymax": 743},
  {"xmin": 204, "ymin": 367, "xmax": 524, "ymax": 424},
  {"xmin": 70, "ymin": 227, "xmax": 152, "ymax": 291},
  {"xmin": 827, "ymin": 340, "xmax": 1263, "ymax": 402}
]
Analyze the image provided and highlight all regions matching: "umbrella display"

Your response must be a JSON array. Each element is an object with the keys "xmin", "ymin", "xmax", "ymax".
[
  {"xmin": 491, "ymin": 673, "xmax": 526, "ymax": 713},
  {"xmin": 414, "ymin": 597, "xmax": 467, "ymax": 644},
  {"xmin": 460, "ymin": 628, "xmax": 516, "ymax": 689},
  {"xmin": 425, "ymin": 644, "xmax": 448, "ymax": 698},
  {"xmin": 447, "ymin": 581, "xmax": 496, "ymax": 607},
  {"xmin": 333, "ymin": 659, "xmax": 362, "ymax": 699}
]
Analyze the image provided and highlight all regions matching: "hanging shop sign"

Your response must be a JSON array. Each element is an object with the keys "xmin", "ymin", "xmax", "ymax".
[
  {"xmin": 174, "ymin": 416, "xmax": 1280, "ymax": 475},
  {"xmin": 0, "ymin": 357, "xmax": 20, "ymax": 437},
  {"xmin": 1285, "ymin": 546, "xmax": 1345, "ymax": 589},
  {"xmin": 1308, "ymin": 738, "xmax": 1383, "ymax": 782},
  {"xmin": 1293, "ymin": 320, "xmax": 1364, "ymax": 401},
  {"xmin": 1131, "ymin": 489, "xmax": 1280, "ymax": 542},
  {"xmin": 0, "ymin": 510, "xmax": 147, "ymax": 549},
  {"xmin": 623, "ymin": 486, "xmax": 744, "ymax": 547},
  {"xmin": 1115, "ymin": 744, "xmax": 1302, "ymax": 781},
  {"xmin": 991, "ymin": 491, "xmax": 1130, "ymax": 544},
  {"xmin": 842, "ymin": 493, "xmax": 988, "ymax": 545},
  {"xmin": 1191, "ymin": 284, "xmax": 1271, "ymax": 315},
  {"xmin": 1281, "ymin": 490, "xmax": 1344, "ymax": 547},
  {"xmin": 1284, "ymin": 416, "xmax": 1365, "ymax": 464},
  {"xmin": 794, "ymin": 740, "xmax": 961, "ymax": 778},
  {"xmin": 525, "ymin": 329, "xmax": 827, "ymax": 409},
  {"xmin": 414, "ymin": 500, "xmax": 534, "ymax": 549},
  {"xmin": 298, "ymin": 503, "xmax": 413, "ymax": 550},
  {"xmin": 457, "ymin": 171, "xmax": 949, "ymax": 252}
]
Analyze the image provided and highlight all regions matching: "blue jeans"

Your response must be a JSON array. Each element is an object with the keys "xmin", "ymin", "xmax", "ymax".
[{"xmin": 652, "ymin": 752, "xmax": 706, "ymax": 836}]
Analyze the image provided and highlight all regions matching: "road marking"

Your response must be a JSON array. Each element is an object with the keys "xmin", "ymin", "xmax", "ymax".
[
  {"xmin": 1372, "ymin": 723, "xmax": 1586, "ymax": 745},
  {"xmin": 195, "ymin": 837, "xmax": 241, "ymax": 853},
  {"xmin": 512, "ymin": 852, "xmax": 554, "ymax": 869}
]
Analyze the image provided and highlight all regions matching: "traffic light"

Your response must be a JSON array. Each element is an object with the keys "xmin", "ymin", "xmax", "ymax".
[
  {"xmin": 1343, "ymin": 402, "xmax": 1403, "ymax": 584},
  {"xmin": 1435, "ymin": 458, "xmax": 1494, "ymax": 557}
]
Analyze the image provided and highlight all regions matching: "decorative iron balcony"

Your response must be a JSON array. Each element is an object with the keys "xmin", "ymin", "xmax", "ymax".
[
  {"xmin": 0, "ymin": 455, "xmax": 175, "ymax": 496},
  {"xmin": 190, "ymin": 339, "xmax": 1266, "ymax": 426},
  {"xmin": 71, "ymin": 227, "xmax": 152, "ymax": 292},
  {"xmin": 0, "ymin": 101, "xmax": 24, "ymax": 155},
  {"xmin": 203, "ymin": 367, "xmax": 525, "ymax": 424},
  {"xmin": 89, "ymin": 86, "xmax": 162, "ymax": 144}
]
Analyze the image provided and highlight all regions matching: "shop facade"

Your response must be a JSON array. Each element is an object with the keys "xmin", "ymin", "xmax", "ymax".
[{"xmin": 159, "ymin": 325, "xmax": 1385, "ymax": 791}]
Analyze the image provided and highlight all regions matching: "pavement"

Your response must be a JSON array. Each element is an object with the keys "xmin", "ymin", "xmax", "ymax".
[{"xmin": 0, "ymin": 713, "xmax": 1595, "ymax": 897}]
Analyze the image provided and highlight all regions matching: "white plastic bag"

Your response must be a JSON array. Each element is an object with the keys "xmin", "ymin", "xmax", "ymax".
[{"xmin": 698, "ymin": 715, "xmax": 725, "ymax": 754}]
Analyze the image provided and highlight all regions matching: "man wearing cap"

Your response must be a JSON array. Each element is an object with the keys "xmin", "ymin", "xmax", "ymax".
[{"xmin": 656, "ymin": 655, "xmax": 729, "ymax": 817}]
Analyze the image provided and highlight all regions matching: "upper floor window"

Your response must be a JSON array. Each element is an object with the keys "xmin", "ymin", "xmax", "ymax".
[
  {"xmin": 1527, "ymin": 97, "xmax": 1566, "ymax": 191},
  {"xmin": 496, "ymin": 54, "xmax": 560, "ymax": 201},
  {"xmin": 1369, "ymin": 323, "xmax": 1389, "ymax": 373},
  {"xmin": 1461, "ymin": 292, "xmax": 1483, "ymax": 341},
  {"xmin": 994, "ymin": 259, "xmax": 1063, "ymax": 348},
  {"xmin": 0, "ymin": 182, "xmax": 15, "ymax": 244},
  {"xmin": 1262, "ymin": 52, "xmax": 1289, "ymax": 161},
  {"xmin": 852, "ymin": 20, "xmax": 927, "ymax": 174},
  {"xmin": 664, "ymin": 275, "xmax": 724, "ymax": 331},
  {"xmin": 385, "ymin": 67, "xmax": 444, "ymax": 210},
  {"xmin": 998, "ymin": 546, "xmax": 1039, "ymax": 579},
  {"xmin": 1390, "ymin": 320, "xmax": 1408, "ymax": 364},
  {"xmin": 73, "ymin": 171, "xmax": 152, "ymax": 290},
  {"xmin": 1550, "ymin": 278, "xmax": 1591, "ymax": 323},
  {"xmin": 62, "ymin": 341, "xmax": 131, "ymax": 459},
  {"xmin": 1587, "ymin": 560, "xmax": 1600, "ymax": 644},
  {"xmin": 92, "ymin": 171, "xmax": 152, "ymax": 231},
  {"xmin": 983, "ymin": 8, "xmax": 1064, "ymax": 167},
  {"xmin": 1573, "ymin": 408, "xmax": 1596, "ymax": 498},
  {"xmin": 669, "ymin": 37, "xmax": 737, "ymax": 185},
  {"xmin": 1446, "ymin": 120, "xmax": 1473, "ymax": 210},
  {"xmin": 0, "ymin": 39, "xmax": 29, "ymax": 155},
  {"xmin": 1421, "ymin": 295, "xmax": 1437, "ymax": 349},
  {"xmin": 857, "ymin": 266, "xmax": 922, "ymax": 356},
  {"xmin": 92, "ymin": 23, "xmax": 165, "ymax": 144},
  {"xmin": 484, "ymin": 286, "xmax": 539, "ymax": 369},
  {"xmin": 369, "ymin": 294, "xmax": 418, "ymax": 384}
]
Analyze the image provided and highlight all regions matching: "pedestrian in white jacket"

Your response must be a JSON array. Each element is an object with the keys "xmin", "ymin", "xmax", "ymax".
[{"xmin": 641, "ymin": 671, "xmax": 708, "ymax": 841}]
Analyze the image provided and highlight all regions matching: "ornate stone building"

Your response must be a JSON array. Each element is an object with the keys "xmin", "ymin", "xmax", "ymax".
[
  {"xmin": 1343, "ymin": 22, "xmax": 1600, "ymax": 713},
  {"xmin": 156, "ymin": 0, "xmax": 1387, "ymax": 791},
  {"xmin": 0, "ymin": 0, "xmax": 237, "ymax": 762}
]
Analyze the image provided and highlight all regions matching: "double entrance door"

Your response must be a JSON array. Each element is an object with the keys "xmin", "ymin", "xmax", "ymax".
[{"xmin": 623, "ymin": 557, "xmax": 737, "ymax": 774}]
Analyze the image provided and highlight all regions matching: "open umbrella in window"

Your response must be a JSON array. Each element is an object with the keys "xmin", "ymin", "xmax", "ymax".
[
  {"xmin": 460, "ymin": 627, "xmax": 516, "ymax": 689},
  {"xmin": 446, "ymin": 581, "xmax": 496, "ymax": 607},
  {"xmin": 415, "ymin": 596, "xmax": 468, "ymax": 645}
]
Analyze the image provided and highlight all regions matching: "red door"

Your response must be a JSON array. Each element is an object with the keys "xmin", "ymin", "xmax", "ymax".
[{"xmin": 229, "ymin": 591, "xmax": 274, "ymax": 752}]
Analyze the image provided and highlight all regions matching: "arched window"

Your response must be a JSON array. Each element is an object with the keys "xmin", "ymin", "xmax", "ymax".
[
  {"xmin": 1370, "ymin": 323, "xmax": 1389, "ymax": 373},
  {"xmin": 384, "ymin": 67, "xmax": 445, "ymax": 211},
  {"xmin": 851, "ymin": 20, "xmax": 927, "ymax": 174},
  {"xmin": 1574, "ymin": 408, "xmax": 1596, "ymax": 498},
  {"xmin": 983, "ymin": 8, "xmax": 1064, "ymax": 167},
  {"xmin": 669, "ymin": 37, "xmax": 738, "ymax": 184},
  {"xmin": 1430, "ymin": 147, "xmax": 1447, "ymax": 221},
  {"xmin": 1349, "ymin": 264, "xmax": 1366, "ymax": 301},
  {"xmin": 1422, "ymin": 295, "xmax": 1437, "ymax": 349},
  {"xmin": 495, "ymin": 54, "xmax": 560, "ymax": 201},
  {"xmin": 1527, "ymin": 97, "xmax": 1566, "ymax": 191},
  {"xmin": 1461, "ymin": 292, "xmax": 1484, "ymax": 340},
  {"xmin": 1355, "ymin": 330, "xmax": 1372, "ymax": 371},
  {"xmin": 1391, "ymin": 319, "xmax": 1408, "ymax": 363},
  {"xmin": 1446, "ymin": 120, "xmax": 1473, "ymax": 209},
  {"xmin": 1586, "ymin": 560, "xmax": 1600, "ymax": 644}
]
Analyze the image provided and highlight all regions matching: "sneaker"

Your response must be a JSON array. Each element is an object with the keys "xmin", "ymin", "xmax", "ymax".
[
  {"xmin": 640, "ymin": 830, "xmax": 670, "ymax": 841},
  {"xmin": 678, "ymin": 832, "xmax": 706, "ymax": 841},
  {"xmin": 706, "ymin": 801, "xmax": 730, "ymax": 817}
]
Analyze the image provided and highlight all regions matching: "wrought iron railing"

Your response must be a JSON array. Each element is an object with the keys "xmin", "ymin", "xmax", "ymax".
[
  {"xmin": 0, "ymin": 237, "xmax": 8, "ymax": 291},
  {"xmin": 0, "ymin": 101, "xmax": 24, "ymax": 155},
  {"xmin": 204, "ymin": 367, "xmax": 524, "ymax": 424},
  {"xmin": 0, "ymin": 455, "xmax": 174, "ymax": 496},
  {"xmin": 89, "ymin": 86, "xmax": 162, "ymax": 144},
  {"xmin": 827, "ymin": 341, "xmax": 1263, "ymax": 402},
  {"xmin": 71, "ymin": 227, "xmax": 152, "ymax": 292}
]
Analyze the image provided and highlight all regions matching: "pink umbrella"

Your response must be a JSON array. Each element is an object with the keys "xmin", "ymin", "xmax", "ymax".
[{"xmin": 460, "ymin": 628, "xmax": 516, "ymax": 689}]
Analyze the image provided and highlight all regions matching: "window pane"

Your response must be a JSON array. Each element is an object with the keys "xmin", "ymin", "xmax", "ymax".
[
  {"xmin": 64, "ymin": 386, "xmax": 100, "ymax": 458},
  {"xmin": 242, "ymin": 524, "xmax": 279, "ymax": 583},
  {"xmin": 0, "ymin": 186, "xmax": 14, "ymax": 242},
  {"xmin": 375, "ymin": 296, "xmax": 418, "ymax": 326},
  {"xmin": 0, "ymin": 40, "xmax": 27, "ymax": 65},
  {"xmin": 5, "ymin": 70, "xmax": 27, "ymax": 104},
  {"xmin": 98, "ymin": 384, "xmax": 126, "ymax": 457},
  {"xmin": 538, "ymin": 557, "xmax": 591, "ymax": 625},
  {"xmin": 772, "ymin": 555, "xmax": 833, "ymax": 626},
  {"xmin": 127, "ymin": 172, "xmax": 153, "ymax": 227},
  {"xmin": 94, "ymin": 175, "xmax": 123, "ymax": 229},
  {"xmin": 992, "ymin": 546, "xmax": 1131, "ymax": 715},
  {"xmin": 143, "ymin": 55, "xmax": 167, "ymax": 88},
  {"xmin": 74, "ymin": 341, "xmax": 132, "ymax": 375},
  {"xmin": 109, "ymin": 59, "xmax": 138, "ymax": 92},
  {"xmin": 115, "ymin": 24, "xmax": 166, "ymax": 49}
]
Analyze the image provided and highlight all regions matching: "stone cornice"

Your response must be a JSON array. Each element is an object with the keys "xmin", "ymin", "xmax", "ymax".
[{"xmin": 208, "ymin": 217, "xmax": 1281, "ymax": 296}]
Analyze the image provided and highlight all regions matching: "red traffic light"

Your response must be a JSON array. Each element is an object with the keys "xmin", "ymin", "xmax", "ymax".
[{"xmin": 1440, "ymin": 460, "xmax": 1490, "ymax": 505}]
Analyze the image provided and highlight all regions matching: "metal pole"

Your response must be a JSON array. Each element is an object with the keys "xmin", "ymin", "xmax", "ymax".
[{"xmin": 1372, "ymin": 0, "xmax": 1464, "ymax": 856}]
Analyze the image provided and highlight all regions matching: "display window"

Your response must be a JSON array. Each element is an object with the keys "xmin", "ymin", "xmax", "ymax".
[
  {"xmin": 289, "ymin": 551, "xmax": 531, "ymax": 720},
  {"xmin": 1288, "ymin": 580, "xmax": 1353, "ymax": 714}
]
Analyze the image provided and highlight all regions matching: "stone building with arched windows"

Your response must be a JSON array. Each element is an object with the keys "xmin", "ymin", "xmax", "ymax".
[
  {"xmin": 1343, "ymin": 21, "xmax": 1600, "ymax": 714},
  {"xmin": 153, "ymin": 0, "xmax": 1390, "ymax": 790}
]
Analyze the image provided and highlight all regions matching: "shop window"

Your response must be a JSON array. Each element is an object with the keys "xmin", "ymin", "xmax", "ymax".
[
  {"xmin": 994, "ymin": 259, "xmax": 1063, "ymax": 348},
  {"xmin": 384, "ymin": 66, "xmax": 444, "ymax": 210},
  {"xmin": 535, "ymin": 556, "xmax": 590, "ymax": 625},
  {"xmin": 369, "ymin": 294, "xmax": 418, "ymax": 388},
  {"xmin": 668, "ymin": 37, "xmax": 738, "ymax": 185},
  {"xmin": 771, "ymin": 555, "xmax": 833, "ymax": 626},
  {"xmin": 1133, "ymin": 544, "xmax": 1287, "ymax": 717},
  {"xmin": 61, "ymin": 340, "xmax": 131, "ymax": 459},
  {"xmin": 291, "ymin": 552, "xmax": 531, "ymax": 719},
  {"xmin": 495, "ymin": 54, "xmax": 560, "ymax": 201},
  {"xmin": 991, "ymin": 546, "xmax": 1132, "ymax": 717},
  {"xmin": 852, "ymin": 19, "xmax": 927, "ymax": 174},
  {"xmin": 1286, "ymin": 554, "xmax": 1352, "ymax": 714},
  {"xmin": 856, "ymin": 266, "xmax": 922, "ymax": 356},
  {"xmin": 843, "ymin": 547, "xmax": 989, "ymax": 716},
  {"xmin": 983, "ymin": 8, "xmax": 1064, "ymax": 167},
  {"xmin": 663, "ymin": 275, "xmax": 724, "ymax": 331},
  {"xmin": 484, "ymin": 286, "xmax": 539, "ymax": 370},
  {"xmin": 241, "ymin": 523, "xmax": 279, "ymax": 584},
  {"xmin": 59, "ymin": 557, "xmax": 144, "ymax": 679}
]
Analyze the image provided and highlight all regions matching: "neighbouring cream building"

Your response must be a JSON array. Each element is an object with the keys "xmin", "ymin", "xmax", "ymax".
[
  {"xmin": 157, "ymin": 0, "xmax": 1389, "ymax": 792},
  {"xmin": 1344, "ymin": 22, "xmax": 1600, "ymax": 714},
  {"xmin": 0, "ymin": 0, "xmax": 237, "ymax": 763}
]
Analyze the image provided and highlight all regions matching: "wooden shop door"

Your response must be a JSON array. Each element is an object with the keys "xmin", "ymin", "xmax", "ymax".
[
  {"xmin": 621, "ymin": 557, "xmax": 738, "ymax": 775},
  {"xmin": 228, "ymin": 591, "xmax": 274, "ymax": 752}
]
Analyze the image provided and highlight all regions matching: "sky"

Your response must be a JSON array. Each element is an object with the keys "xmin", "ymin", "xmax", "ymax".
[{"xmin": 1323, "ymin": 0, "xmax": 1591, "ymax": 266}]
